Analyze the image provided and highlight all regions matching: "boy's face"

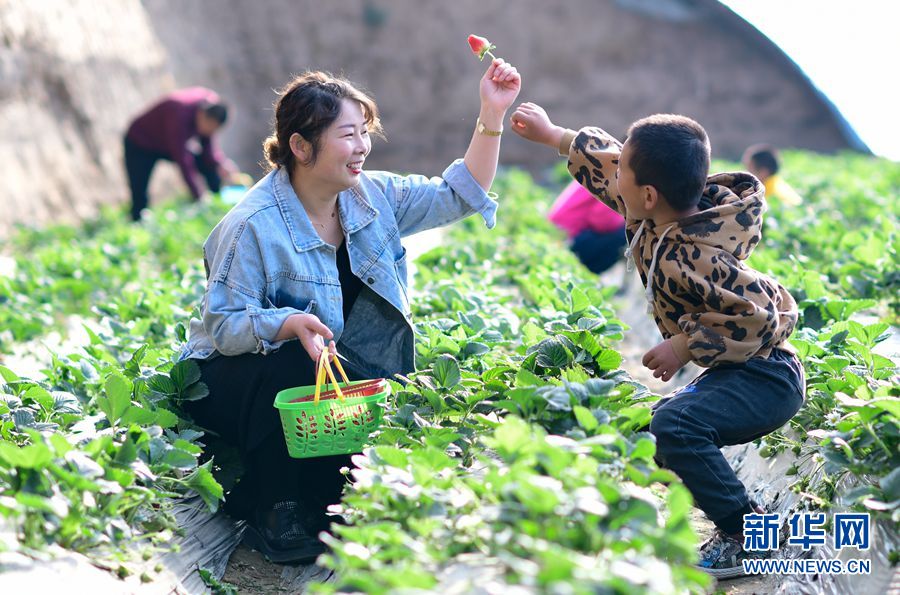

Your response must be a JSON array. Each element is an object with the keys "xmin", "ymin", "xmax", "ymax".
[{"xmin": 617, "ymin": 140, "xmax": 651, "ymax": 218}]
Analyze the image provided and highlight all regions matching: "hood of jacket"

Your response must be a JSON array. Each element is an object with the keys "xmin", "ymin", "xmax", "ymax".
[{"xmin": 671, "ymin": 172, "xmax": 766, "ymax": 260}]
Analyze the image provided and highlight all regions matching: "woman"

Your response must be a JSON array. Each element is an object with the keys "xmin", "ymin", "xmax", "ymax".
[{"xmin": 180, "ymin": 59, "xmax": 521, "ymax": 563}]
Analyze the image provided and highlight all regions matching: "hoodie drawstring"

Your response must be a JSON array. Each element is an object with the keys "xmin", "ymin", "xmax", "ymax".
[
  {"xmin": 625, "ymin": 221, "xmax": 675, "ymax": 314},
  {"xmin": 624, "ymin": 220, "xmax": 646, "ymax": 273}
]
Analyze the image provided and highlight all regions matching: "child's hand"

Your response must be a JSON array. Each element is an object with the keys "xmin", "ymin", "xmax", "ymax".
[
  {"xmin": 642, "ymin": 339, "xmax": 686, "ymax": 382},
  {"xmin": 511, "ymin": 102, "xmax": 564, "ymax": 148},
  {"xmin": 479, "ymin": 58, "xmax": 521, "ymax": 117}
]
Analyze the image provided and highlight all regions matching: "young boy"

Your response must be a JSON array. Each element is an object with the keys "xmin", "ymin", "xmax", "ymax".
[{"xmin": 511, "ymin": 103, "xmax": 805, "ymax": 579}]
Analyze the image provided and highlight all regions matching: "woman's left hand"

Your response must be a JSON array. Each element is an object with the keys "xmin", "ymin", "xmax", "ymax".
[{"xmin": 479, "ymin": 58, "xmax": 521, "ymax": 116}]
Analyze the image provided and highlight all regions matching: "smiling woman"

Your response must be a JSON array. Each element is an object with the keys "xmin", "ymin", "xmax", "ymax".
[{"xmin": 177, "ymin": 64, "xmax": 521, "ymax": 564}]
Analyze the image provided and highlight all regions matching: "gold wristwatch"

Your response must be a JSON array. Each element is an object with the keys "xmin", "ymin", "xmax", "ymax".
[{"xmin": 476, "ymin": 117, "xmax": 502, "ymax": 137}]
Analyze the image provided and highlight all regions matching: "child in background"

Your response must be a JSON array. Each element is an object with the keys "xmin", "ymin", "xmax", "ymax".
[
  {"xmin": 548, "ymin": 180, "xmax": 627, "ymax": 274},
  {"xmin": 511, "ymin": 102, "xmax": 805, "ymax": 579},
  {"xmin": 742, "ymin": 144, "xmax": 803, "ymax": 207}
]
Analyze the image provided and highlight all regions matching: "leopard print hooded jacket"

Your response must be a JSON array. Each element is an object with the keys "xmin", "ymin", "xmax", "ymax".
[{"xmin": 560, "ymin": 127, "xmax": 799, "ymax": 367}]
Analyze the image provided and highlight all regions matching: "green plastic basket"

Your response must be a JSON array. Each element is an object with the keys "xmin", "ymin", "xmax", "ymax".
[{"xmin": 274, "ymin": 379, "xmax": 390, "ymax": 459}]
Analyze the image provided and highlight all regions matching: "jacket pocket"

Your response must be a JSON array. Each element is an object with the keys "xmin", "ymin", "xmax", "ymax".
[{"xmin": 264, "ymin": 292, "xmax": 317, "ymax": 316}]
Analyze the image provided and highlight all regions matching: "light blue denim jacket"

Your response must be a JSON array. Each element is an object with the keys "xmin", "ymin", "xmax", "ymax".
[{"xmin": 180, "ymin": 159, "xmax": 497, "ymax": 379}]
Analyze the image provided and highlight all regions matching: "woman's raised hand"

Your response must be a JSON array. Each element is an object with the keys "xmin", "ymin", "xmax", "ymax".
[
  {"xmin": 480, "ymin": 58, "xmax": 521, "ymax": 116},
  {"xmin": 511, "ymin": 102, "xmax": 565, "ymax": 148}
]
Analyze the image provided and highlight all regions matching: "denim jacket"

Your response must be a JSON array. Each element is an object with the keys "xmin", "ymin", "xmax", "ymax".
[{"xmin": 180, "ymin": 159, "xmax": 497, "ymax": 379}]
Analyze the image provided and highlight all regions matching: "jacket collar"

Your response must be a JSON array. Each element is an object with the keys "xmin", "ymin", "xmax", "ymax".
[
  {"xmin": 272, "ymin": 168, "xmax": 378, "ymax": 252},
  {"xmin": 339, "ymin": 183, "xmax": 378, "ymax": 234}
]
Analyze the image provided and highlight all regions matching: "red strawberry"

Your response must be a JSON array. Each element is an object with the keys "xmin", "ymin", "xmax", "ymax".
[{"xmin": 467, "ymin": 34, "xmax": 496, "ymax": 61}]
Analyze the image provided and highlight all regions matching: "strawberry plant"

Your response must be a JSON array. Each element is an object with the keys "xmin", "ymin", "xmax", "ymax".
[{"xmin": 0, "ymin": 150, "xmax": 895, "ymax": 591}]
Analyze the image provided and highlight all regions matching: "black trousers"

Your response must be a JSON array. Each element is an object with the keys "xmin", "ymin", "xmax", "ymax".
[
  {"xmin": 648, "ymin": 348, "xmax": 805, "ymax": 534},
  {"xmin": 184, "ymin": 341, "xmax": 355, "ymax": 520},
  {"xmin": 124, "ymin": 136, "xmax": 222, "ymax": 221},
  {"xmin": 570, "ymin": 226, "xmax": 628, "ymax": 275}
]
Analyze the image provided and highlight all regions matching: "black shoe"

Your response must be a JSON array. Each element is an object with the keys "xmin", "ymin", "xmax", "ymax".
[
  {"xmin": 242, "ymin": 500, "xmax": 327, "ymax": 564},
  {"xmin": 696, "ymin": 528, "xmax": 770, "ymax": 579}
]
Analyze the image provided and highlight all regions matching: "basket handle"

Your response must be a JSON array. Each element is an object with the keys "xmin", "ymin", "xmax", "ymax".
[{"xmin": 313, "ymin": 346, "xmax": 351, "ymax": 404}]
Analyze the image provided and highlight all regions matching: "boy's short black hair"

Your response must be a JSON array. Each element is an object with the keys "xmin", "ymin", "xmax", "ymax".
[
  {"xmin": 625, "ymin": 114, "xmax": 710, "ymax": 212},
  {"xmin": 200, "ymin": 100, "xmax": 229, "ymax": 125},
  {"xmin": 744, "ymin": 144, "xmax": 780, "ymax": 175}
]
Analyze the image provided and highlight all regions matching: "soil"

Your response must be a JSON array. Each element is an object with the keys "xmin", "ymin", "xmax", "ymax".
[{"xmin": 220, "ymin": 546, "xmax": 333, "ymax": 594}]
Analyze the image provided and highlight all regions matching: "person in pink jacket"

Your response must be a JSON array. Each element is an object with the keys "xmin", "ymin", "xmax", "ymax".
[{"xmin": 548, "ymin": 179, "xmax": 627, "ymax": 273}]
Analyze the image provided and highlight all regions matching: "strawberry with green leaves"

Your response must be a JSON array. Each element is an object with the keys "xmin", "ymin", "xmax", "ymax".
[{"xmin": 467, "ymin": 34, "xmax": 497, "ymax": 61}]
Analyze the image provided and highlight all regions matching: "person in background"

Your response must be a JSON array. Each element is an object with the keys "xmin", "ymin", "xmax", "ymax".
[
  {"xmin": 548, "ymin": 179, "xmax": 627, "ymax": 274},
  {"xmin": 742, "ymin": 144, "xmax": 803, "ymax": 207},
  {"xmin": 124, "ymin": 87, "xmax": 240, "ymax": 221}
]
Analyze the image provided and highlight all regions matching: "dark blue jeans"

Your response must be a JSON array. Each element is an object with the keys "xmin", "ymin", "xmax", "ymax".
[
  {"xmin": 649, "ymin": 348, "xmax": 805, "ymax": 534},
  {"xmin": 570, "ymin": 227, "xmax": 627, "ymax": 274}
]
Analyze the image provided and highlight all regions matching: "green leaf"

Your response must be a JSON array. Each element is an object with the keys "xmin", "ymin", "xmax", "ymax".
[
  {"xmin": 12, "ymin": 409, "xmax": 36, "ymax": 429},
  {"xmin": 868, "ymin": 398, "xmax": 900, "ymax": 419},
  {"xmin": 801, "ymin": 271, "xmax": 828, "ymax": 300},
  {"xmin": 16, "ymin": 492, "xmax": 67, "ymax": 517},
  {"xmin": 570, "ymin": 286, "xmax": 591, "ymax": 312},
  {"xmin": 521, "ymin": 321, "xmax": 544, "ymax": 346},
  {"xmin": 515, "ymin": 367, "xmax": 543, "ymax": 387},
  {"xmin": 171, "ymin": 359, "xmax": 202, "ymax": 390},
  {"xmin": 0, "ymin": 442, "xmax": 52, "ymax": 469},
  {"xmin": 120, "ymin": 406, "xmax": 159, "ymax": 427},
  {"xmin": 648, "ymin": 468, "xmax": 679, "ymax": 484},
  {"xmin": 864, "ymin": 322, "xmax": 890, "ymax": 345},
  {"xmin": 184, "ymin": 461, "xmax": 223, "ymax": 512},
  {"xmin": 595, "ymin": 349, "xmax": 623, "ymax": 371},
  {"xmin": 0, "ymin": 365, "xmax": 20, "ymax": 383},
  {"xmin": 487, "ymin": 416, "xmax": 538, "ymax": 458},
  {"xmin": 373, "ymin": 446, "xmax": 410, "ymax": 468},
  {"xmin": 880, "ymin": 467, "xmax": 900, "ymax": 501},
  {"xmin": 851, "ymin": 234, "xmax": 882, "ymax": 265},
  {"xmin": 432, "ymin": 355, "xmax": 461, "ymax": 389},
  {"xmin": 666, "ymin": 483, "xmax": 695, "ymax": 523},
  {"xmin": 461, "ymin": 341, "xmax": 490, "ymax": 358},
  {"xmin": 535, "ymin": 337, "xmax": 573, "ymax": 368},
  {"xmin": 790, "ymin": 338, "xmax": 823, "ymax": 360},
  {"xmin": 629, "ymin": 437, "xmax": 656, "ymax": 461},
  {"xmin": 24, "ymin": 385, "xmax": 54, "ymax": 412},
  {"xmin": 481, "ymin": 365, "xmax": 515, "ymax": 383},
  {"xmin": 154, "ymin": 408, "xmax": 180, "ymax": 429},
  {"xmin": 573, "ymin": 405, "xmax": 598, "ymax": 431},
  {"xmin": 147, "ymin": 374, "xmax": 178, "ymax": 397},
  {"xmin": 576, "ymin": 317, "xmax": 605, "ymax": 331},
  {"xmin": 124, "ymin": 344, "xmax": 149, "ymax": 377},
  {"xmin": 51, "ymin": 392, "xmax": 81, "ymax": 415},
  {"xmin": 571, "ymin": 330, "xmax": 603, "ymax": 358},
  {"xmin": 161, "ymin": 447, "xmax": 198, "ymax": 470},
  {"xmin": 561, "ymin": 367, "xmax": 590, "ymax": 383},
  {"xmin": 99, "ymin": 373, "xmax": 133, "ymax": 425},
  {"xmin": 182, "ymin": 382, "xmax": 210, "ymax": 402}
]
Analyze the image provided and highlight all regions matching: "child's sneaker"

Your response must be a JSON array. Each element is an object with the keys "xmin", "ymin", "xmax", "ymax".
[{"xmin": 696, "ymin": 529, "xmax": 769, "ymax": 579}]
